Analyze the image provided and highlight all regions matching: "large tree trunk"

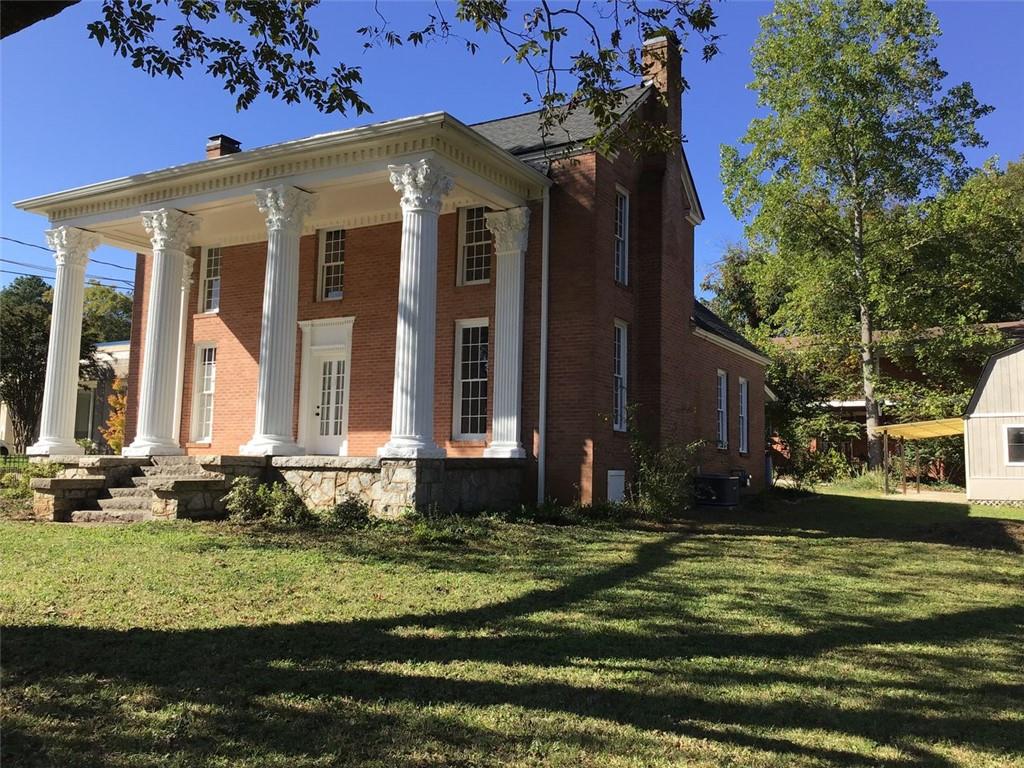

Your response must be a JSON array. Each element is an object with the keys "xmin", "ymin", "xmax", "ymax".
[{"xmin": 860, "ymin": 303, "xmax": 883, "ymax": 469}]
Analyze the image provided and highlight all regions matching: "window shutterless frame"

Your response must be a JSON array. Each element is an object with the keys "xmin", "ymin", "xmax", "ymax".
[
  {"xmin": 738, "ymin": 377, "xmax": 749, "ymax": 454},
  {"xmin": 198, "ymin": 247, "xmax": 221, "ymax": 313},
  {"xmin": 457, "ymin": 207, "xmax": 492, "ymax": 286},
  {"xmin": 317, "ymin": 229, "xmax": 345, "ymax": 301},
  {"xmin": 190, "ymin": 344, "xmax": 217, "ymax": 443},
  {"xmin": 1006, "ymin": 424, "xmax": 1024, "ymax": 466},
  {"xmin": 613, "ymin": 320, "xmax": 628, "ymax": 431},
  {"xmin": 716, "ymin": 370, "xmax": 728, "ymax": 449},
  {"xmin": 614, "ymin": 187, "xmax": 629, "ymax": 286},
  {"xmin": 453, "ymin": 318, "xmax": 490, "ymax": 440}
]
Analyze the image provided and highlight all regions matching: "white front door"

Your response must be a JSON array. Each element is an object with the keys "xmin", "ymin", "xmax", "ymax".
[{"xmin": 307, "ymin": 352, "xmax": 347, "ymax": 455}]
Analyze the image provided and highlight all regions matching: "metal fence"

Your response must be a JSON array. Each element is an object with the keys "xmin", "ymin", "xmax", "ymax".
[{"xmin": 0, "ymin": 455, "xmax": 30, "ymax": 475}]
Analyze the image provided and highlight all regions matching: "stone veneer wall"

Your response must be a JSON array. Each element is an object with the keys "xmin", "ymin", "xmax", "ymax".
[
  {"xmin": 32, "ymin": 455, "xmax": 526, "ymax": 521},
  {"xmin": 271, "ymin": 457, "xmax": 525, "ymax": 517}
]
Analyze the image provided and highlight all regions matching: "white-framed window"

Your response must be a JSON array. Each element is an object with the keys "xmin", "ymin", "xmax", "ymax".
[
  {"xmin": 1007, "ymin": 425, "xmax": 1024, "ymax": 465},
  {"xmin": 613, "ymin": 320, "xmax": 628, "ymax": 431},
  {"xmin": 190, "ymin": 345, "xmax": 217, "ymax": 443},
  {"xmin": 614, "ymin": 187, "xmax": 629, "ymax": 285},
  {"xmin": 458, "ymin": 206, "xmax": 492, "ymax": 285},
  {"xmin": 199, "ymin": 247, "xmax": 221, "ymax": 313},
  {"xmin": 453, "ymin": 319, "xmax": 489, "ymax": 439},
  {"xmin": 318, "ymin": 229, "xmax": 345, "ymax": 301},
  {"xmin": 739, "ymin": 377, "xmax": 750, "ymax": 454},
  {"xmin": 716, "ymin": 370, "xmax": 728, "ymax": 449}
]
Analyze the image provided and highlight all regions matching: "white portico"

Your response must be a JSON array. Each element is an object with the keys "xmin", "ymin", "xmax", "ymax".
[{"xmin": 16, "ymin": 114, "xmax": 549, "ymax": 460}]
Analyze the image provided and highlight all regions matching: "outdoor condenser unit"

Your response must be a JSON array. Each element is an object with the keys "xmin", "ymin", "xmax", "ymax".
[{"xmin": 695, "ymin": 474, "xmax": 741, "ymax": 507}]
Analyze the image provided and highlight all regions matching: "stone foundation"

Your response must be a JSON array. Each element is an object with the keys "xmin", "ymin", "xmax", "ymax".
[{"xmin": 32, "ymin": 454, "xmax": 526, "ymax": 522}]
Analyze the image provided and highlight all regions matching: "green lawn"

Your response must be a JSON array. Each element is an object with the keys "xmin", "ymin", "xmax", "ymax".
[{"xmin": 2, "ymin": 493, "xmax": 1023, "ymax": 767}]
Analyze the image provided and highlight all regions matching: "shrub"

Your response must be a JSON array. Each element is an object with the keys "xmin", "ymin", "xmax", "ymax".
[
  {"xmin": 224, "ymin": 476, "xmax": 316, "ymax": 526},
  {"xmin": 0, "ymin": 461, "xmax": 59, "ymax": 500},
  {"xmin": 324, "ymin": 495, "xmax": 372, "ymax": 528},
  {"xmin": 628, "ymin": 409, "xmax": 701, "ymax": 516}
]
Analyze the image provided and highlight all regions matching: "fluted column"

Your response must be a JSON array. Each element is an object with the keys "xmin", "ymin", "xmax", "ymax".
[
  {"xmin": 28, "ymin": 227, "xmax": 100, "ymax": 456},
  {"xmin": 483, "ymin": 207, "xmax": 530, "ymax": 458},
  {"xmin": 379, "ymin": 159, "xmax": 453, "ymax": 458},
  {"xmin": 172, "ymin": 254, "xmax": 195, "ymax": 443},
  {"xmin": 124, "ymin": 209, "xmax": 200, "ymax": 456},
  {"xmin": 240, "ymin": 185, "xmax": 316, "ymax": 456}
]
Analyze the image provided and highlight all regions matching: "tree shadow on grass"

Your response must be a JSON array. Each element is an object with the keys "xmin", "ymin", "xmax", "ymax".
[
  {"xmin": 688, "ymin": 491, "xmax": 1024, "ymax": 553},
  {"xmin": 4, "ymin": 532, "xmax": 1023, "ymax": 767}
]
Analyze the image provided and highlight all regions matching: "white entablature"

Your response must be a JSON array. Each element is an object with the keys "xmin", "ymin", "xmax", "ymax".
[{"xmin": 14, "ymin": 113, "xmax": 550, "ymax": 253}]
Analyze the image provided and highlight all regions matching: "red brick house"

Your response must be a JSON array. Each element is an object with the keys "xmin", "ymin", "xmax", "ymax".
[{"xmin": 19, "ymin": 36, "xmax": 767, "ymax": 513}]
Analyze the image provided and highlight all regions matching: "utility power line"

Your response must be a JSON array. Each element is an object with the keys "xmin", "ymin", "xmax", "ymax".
[
  {"xmin": 1, "ymin": 269, "xmax": 133, "ymax": 293},
  {"xmin": 0, "ymin": 235, "xmax": 136, "ymax": 272},
  {"xmin": 0, "ymin": 259, "xmax": 134, "ymax": 288}
]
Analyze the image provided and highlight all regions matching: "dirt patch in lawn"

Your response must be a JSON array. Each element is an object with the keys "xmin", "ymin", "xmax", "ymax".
[{"xmin": 915, "ymin": 518, "xmax": 1024, "ymax": 553}]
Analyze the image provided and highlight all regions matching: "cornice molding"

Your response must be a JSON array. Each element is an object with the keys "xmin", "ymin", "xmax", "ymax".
[
  {"xmin": 693, "ymin": 326, "xmax": 770, "ymax": 367},
  {"xmin": 17, "ymin": 114, "xmax": 550, "ymax": 224}
]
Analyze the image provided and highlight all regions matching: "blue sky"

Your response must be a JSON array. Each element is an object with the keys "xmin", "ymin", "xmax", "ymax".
[{"xmin": 1, "ymin": 1, "xmax": 1022, "ymax": 296}]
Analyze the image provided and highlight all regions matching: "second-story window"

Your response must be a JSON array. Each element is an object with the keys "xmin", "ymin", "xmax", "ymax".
[
  {"xmin": 614, "ymin": 188, "xmax": 629, "ymax": 285},
  {"xmin": 318, "ymin": 229, "xmax": 345, "ymax": 301},
  {"xmin": 459, "ymin": 207, "xmax": 492, "ymax": 285},
  {"xmin": 200, "ymin": 247, "xmax": 221, "ymax": 313}
]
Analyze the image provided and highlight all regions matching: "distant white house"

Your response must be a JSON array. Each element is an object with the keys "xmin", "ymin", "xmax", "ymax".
[
  {"xmin": 965, "ymin": 343, "xmax": 1024, "ymax": 504},
  {"xmin": 0, "ymin": 340, "xmax": 129, "ymax": 454}
]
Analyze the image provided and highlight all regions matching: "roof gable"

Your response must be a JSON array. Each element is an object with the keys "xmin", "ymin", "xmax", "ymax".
[{"xmin": 965, "ymin": 342, "xmax": 1024, "ymax": 416}]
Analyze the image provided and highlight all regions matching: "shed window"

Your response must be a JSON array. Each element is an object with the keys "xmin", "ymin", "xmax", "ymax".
[{"xmin": 1008, "ymin": 426, "xmax": 1024, "ymax": 464}]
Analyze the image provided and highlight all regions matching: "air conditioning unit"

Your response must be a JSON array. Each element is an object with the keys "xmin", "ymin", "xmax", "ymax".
[{"xmin": 695, "ymin": 474, "xmax": 741, "ymax": 507}]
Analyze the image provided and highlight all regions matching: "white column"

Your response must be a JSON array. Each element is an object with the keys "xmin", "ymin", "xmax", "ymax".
[
  {"xmin": 240, "ymin": 185, "xmax": 316, "ymax": 456},
  {"xmin": 172, "ymin": 254, "xmax": 195, "ymax": 443},
  {"xmin": 28, "ymin": 227, "xmax": 100, "ymax": 456},
  {"xmin": 124, "ymin": 209, "xmax": 200, "ymax": 456},
  {"xmin": 378, "ymin": 158, "xmax": 453, "ymax": 459},
  {"xmin": 484, "ymin": 207, "xmax": 530, "ymax": 459}
]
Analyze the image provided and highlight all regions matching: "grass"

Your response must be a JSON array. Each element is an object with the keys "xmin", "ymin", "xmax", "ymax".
[{"xmin": 2, "ymin": 492, "xmax": 1023, "ymax": 767}]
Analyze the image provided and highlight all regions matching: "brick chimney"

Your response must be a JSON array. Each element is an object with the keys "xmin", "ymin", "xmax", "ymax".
[
  {"xmin": 641, "ymin": 33, "xmax": 682, "ymax": 140},
  {"xmin": 205, "ymin": 134, "xmax": 242, "ymax": 159}
]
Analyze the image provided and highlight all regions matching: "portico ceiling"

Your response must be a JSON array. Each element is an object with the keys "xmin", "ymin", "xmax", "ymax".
[{"xmin": 14, "ymin": 112, "xmax": 551, "ymax": 252}]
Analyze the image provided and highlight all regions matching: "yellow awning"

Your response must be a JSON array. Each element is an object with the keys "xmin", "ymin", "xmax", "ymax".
[{"xmin": 868, "ymin": 418, "xmax": 964, "ymax": 440}]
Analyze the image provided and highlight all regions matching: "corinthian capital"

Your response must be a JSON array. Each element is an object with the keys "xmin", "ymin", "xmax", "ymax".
[
  {"xmin": 388, "ymin": 159, "xmax": 453, "ymax": 214},
  {"xmin": 485, "ymin": 207, "xmax": 531, "ymax": 254},
  {"xmin": 142, "ymin": 209, "xmax": 201, "ymax": 252},
  {"xmin": 45, "ymin": 226, "xmax": 100, "ymax": 268},
  {"xmin": 255, "ymin": 185, "xmax": 316, "ymax": 232}
]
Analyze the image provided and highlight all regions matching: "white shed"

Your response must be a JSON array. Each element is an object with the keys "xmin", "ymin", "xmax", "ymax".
[{"xmin": 965, "ymin": 343, "xmax": 1024, "ymax": 503}]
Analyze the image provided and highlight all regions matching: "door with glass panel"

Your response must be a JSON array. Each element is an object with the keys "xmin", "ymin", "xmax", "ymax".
[{"xmin": 307, "ymin": 351, "xmax": 348, "ymax": 454}]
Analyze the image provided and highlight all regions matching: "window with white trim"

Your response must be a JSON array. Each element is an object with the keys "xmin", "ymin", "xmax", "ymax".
[
  {"xmin": 200, "ymin": 247, "xmax": 221, "ymax": 313},
  {"xmin": 458, "ymin": 207, "xmax": 492, "ymax": 285},
  {"xmin": 613, "ymin": 320, "xmax": 628, "ymax": 431},
  {"xmin": 191, "ymin": 345, "xmax": 217, "ymax": 442},
  {"xmin": 716, "ymin": 370, "xmax": 728, "ymax": 449},
  {"xmin": 318, "ymin": 229, "xmax": 345, "ymax": 301},
  {"xmin": 614, "ymin": 188, "xmax": 629, "ymax": 285},
  {"xmin": 739, "ymin": 377, "xmax": 749, "ymax": 454},
  {"xmin": 454, "ymin": 320, "xmax": 489, "ymax": 439},
  {"xmin": 1007, "ymin": 426, "xmax": 1024, "ymax": 464}
]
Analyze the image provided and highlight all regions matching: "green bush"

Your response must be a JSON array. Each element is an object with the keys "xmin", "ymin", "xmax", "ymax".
[
  {"xmin": 224, "ymin": 476, "xmax": 317, "ymax": 526},
  {"xmin": 0, "ymin": 461, "xmax": 59, "ymax": 500},
  {"xmin": 324, "ymin": 495, "xmax": 372, "ymax": 528},
  {"xmin": 627, "ymin": 408, "xmax": 701, "ymax": 516}
]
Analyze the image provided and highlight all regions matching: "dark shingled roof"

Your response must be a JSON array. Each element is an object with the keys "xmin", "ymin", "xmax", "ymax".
[
  {"xmin": 693, "ymin": 301, "xmax": 767, "ymax": 360},
  {"xmin": 470, "ymin": 84, "xmax": 652, "ymax": 158}
]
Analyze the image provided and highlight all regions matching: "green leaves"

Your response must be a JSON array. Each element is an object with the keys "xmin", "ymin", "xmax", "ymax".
[{"xmin": 87, "ymin": 0, "xmax": 372, "ymax": 116}]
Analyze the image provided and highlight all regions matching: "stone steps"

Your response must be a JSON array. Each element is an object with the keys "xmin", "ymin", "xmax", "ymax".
[
  {"xmin": 97, "ymin": 496, "xmax": 152, "ymax": 512},
  {"xmin": 107, "ymin": 486, "xmax": 151, "ymax": 498},
  {"xmin": 71, "ymin": 509, "xmax": 152, "ymax": 523}
]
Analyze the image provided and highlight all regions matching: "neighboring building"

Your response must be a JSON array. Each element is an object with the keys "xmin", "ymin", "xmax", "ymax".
[
  {"xmin": 16, "ymin": 35, "xmax": 767, "ymax": 509},
  {"xmin": 0, "ymin": 341, "xmax": 129, "ymax": 454},
  {"xmin": 965, "ymin": 343, "xmax": 1024, "ymax": 504}
]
